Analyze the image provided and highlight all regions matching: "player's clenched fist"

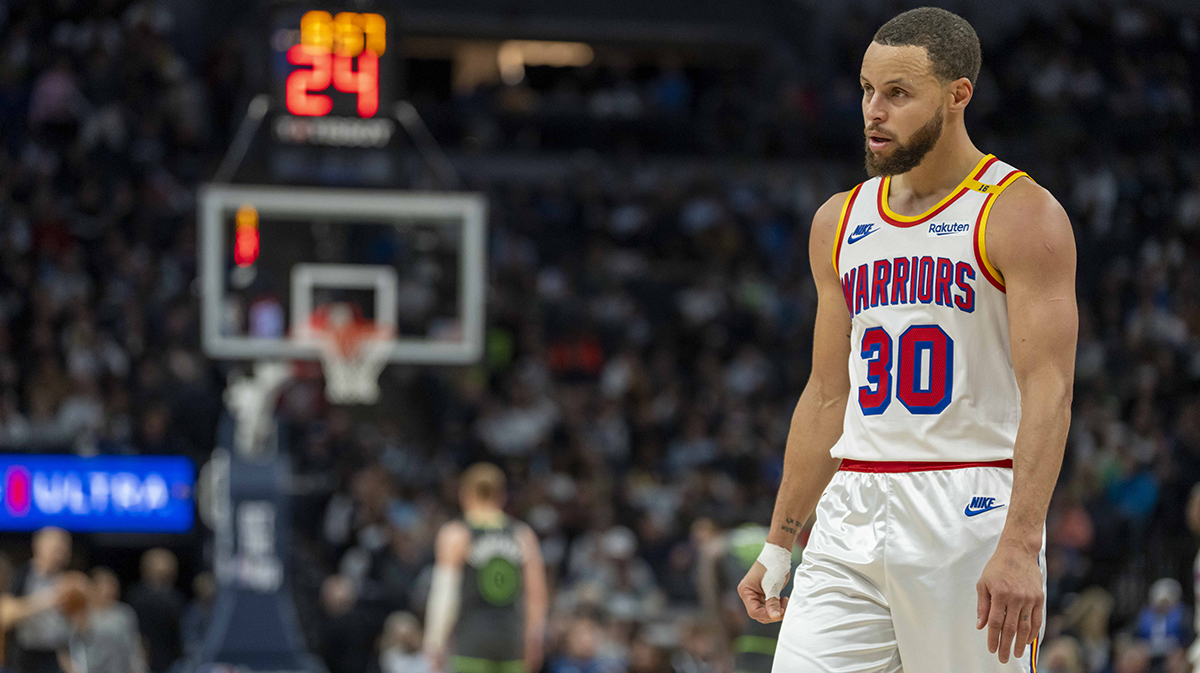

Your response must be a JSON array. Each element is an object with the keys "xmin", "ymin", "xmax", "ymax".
[{"xmin": 738, "ymin": 542, "xmax": 792, "ymax": 623}]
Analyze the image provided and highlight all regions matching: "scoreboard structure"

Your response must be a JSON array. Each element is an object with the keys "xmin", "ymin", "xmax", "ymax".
[
  {"xmin": 190, "ymin": 9, "xmax": 482, "ymax": 673},
  {"xmin": 265, "ymin": 7, "xmax": 400, "ymax": 183},
  {"xmin": 199, "ymin": 184, "xmax": 487, "ymax": 365},
  {"xmin": 280, "ymin": 10, "xmax": 386, "ymax": 118}
]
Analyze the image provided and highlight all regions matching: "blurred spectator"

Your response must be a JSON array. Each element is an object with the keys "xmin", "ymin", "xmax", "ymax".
[
  {"xmin": 180, "ymin": 573, "xmax": 216, "ymax": 659},
  {"xmin": 1040, "ymin": 636, "xmax": 1085, "ymax": 673},
  {"xmin": 1187, "ymin": 484, "xmax": 1200, "ymax": 672},
  {"xmin": 474, "ymin": 378, "xmax": 559, "ymax": 458},
  {"xmin": 669, "ymin": 621, "xmax": 725, "ymax": 673},
  {"xmin": 1112, "ymin": 638, "xmax": 1152, "ymax": 673},
  {"xmin": 11, "ymin": 528, "xmax": 73, "ymax": 673},
  {"xmin": 376, "ymin": 612, "xmax": 430, "ymax": 673},
  {"xmin": 571, "ymin": 527, "xmax": 663, "ymax": 619},
  {"xmin": 1063, "ymin": 587, "xmax": 1115, "ymax": 673},
  {"xmin": 28, "ymin": 57, "xmax": 84, "ymax": 130},
  {"xmin": 125, "ymin": 550, "xmax": 182, "ymax": 673},
  {"xmin": 318, "ymin": 575, "xmax": 376, "ymax": 673},
  {"xmin": 547, "ymin": 615, "xmax": 615, "ymax": 673},
  {"xmin": 61, "ymin": 568, "xmax": 144, "ymax": 673},
  {"xmin": 626, "ymin": 631, "xmax": 670, "ymax": 673},
  {"xmin": 1133, "ymin": 579, "xmax": 1191, "ymax": 664},
  {"xmin": 371, "ymin": 524, "xmax": 431, "ymax": 615},
  {"xmin": 324, "ymin": 465, "xmax": 397, "ymax": 554}
]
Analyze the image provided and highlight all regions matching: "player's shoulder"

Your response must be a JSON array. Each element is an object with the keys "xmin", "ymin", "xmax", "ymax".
[
  {"xmin": 813, "ymin": 187, "xmax": 860, "ymax": 230},
  {"xmin": 438, "ymin": 519, "xmax": 471, "ymax": 544},
  {"xmin": 511, "ymin": 520, "xmax": 538, "ymax": 545},
  {"xmin": 809, "ymin": 186, "xmax": 867, "ymax": 279},
  {"xmin": 810, "ymin": 186, "xmax": 863, "ymax": 246},
  {"xmin": 986, "ymin": 175, "xmax": 1072, "ymax": 244},
  {"xmin": 985, "ymin": 175, "xmax": 1075, "ymax": 269},
  {"xmin": 989, "ymin": 176, "xmax": 1066, "ymax": 224}
]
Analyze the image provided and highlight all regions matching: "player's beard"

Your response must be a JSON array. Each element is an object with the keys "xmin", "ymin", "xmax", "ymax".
[{"xmin": 864, "ymin": 107, "xmax": 944, "ymax": 178}]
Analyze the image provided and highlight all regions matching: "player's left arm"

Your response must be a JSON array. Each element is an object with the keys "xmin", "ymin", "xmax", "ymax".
[
  {"xmin": 424, "ymin": 521, "xmax": 470, "ymax": 671},
  {"xmin": 516, "ymin": 523, "xmax": 548, "ymax": 673},
  {"xmin": 975, "ymin": 178, "xmax": 1078, "ymax": 665}
]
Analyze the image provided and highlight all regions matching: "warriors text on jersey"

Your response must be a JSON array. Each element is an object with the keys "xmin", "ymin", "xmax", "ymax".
[{"xmin": 832, "ymin": 154, "xmax": 1030, "ymax": 462}]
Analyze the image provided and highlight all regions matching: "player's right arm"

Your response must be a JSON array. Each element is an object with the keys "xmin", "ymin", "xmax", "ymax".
[
  {"xmin": 738, "ymin": 191, "xmax": 853, "ymax": 624},
  {"xmin": 424, "ymin": 521, "xmax": 470, "ymax": 671},
  {"xmin": 0, "ymin": 587, "xmax": 57, "ymax": 630},
  {"xmin": 0, "ymin": 573, "xmax": 81, "ymax": 633}
]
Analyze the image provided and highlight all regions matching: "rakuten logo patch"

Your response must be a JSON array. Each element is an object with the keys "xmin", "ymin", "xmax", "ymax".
[{"xmin": 928, "ymin": 222, "xmax": 971, "ymax": 237}]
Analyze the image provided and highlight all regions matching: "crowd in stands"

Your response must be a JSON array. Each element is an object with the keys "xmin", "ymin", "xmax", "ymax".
[
  {"xmin": 0, "ymin": 528, "xmax": 209, "ymax": 673},
  {"xmin": 0, "ymin": 1, "xmax": 1198, "ymax": 673}
]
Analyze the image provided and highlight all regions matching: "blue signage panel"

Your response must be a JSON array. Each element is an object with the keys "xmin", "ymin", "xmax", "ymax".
[{"xmin": 0, "ymin": 455, "xmax": 194, "ymax": 532}]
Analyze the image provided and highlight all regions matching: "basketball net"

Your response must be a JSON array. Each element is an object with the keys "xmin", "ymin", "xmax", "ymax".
[{"xmin": 300, "ymin": 302, "xmax": 394, "ymax": 404}]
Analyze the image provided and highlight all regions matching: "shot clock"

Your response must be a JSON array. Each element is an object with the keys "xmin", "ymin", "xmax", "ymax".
[
  {"xmin": 269, "ymin": 7, "xmax": 396, "ymax": 149},
  {"xmin": 285, "ymin": 10, "xmax": 384, "ymax": 118}
]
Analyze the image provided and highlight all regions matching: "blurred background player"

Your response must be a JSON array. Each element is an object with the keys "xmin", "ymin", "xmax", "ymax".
[
  {"xmin": 0, "ymin": 579, "xmax": 66, "ymax": 673},
  {"xmin": 424, "ymin": 464, "xmax": 548, "ymax": 673},
  {"xmin": 9, "ymin": 529, "xmax": 74, "ymax": 673}
]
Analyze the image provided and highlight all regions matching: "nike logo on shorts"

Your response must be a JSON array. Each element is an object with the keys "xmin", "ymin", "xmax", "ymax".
[{"xmin": 964, "ymin": 496, "xmax": 1006, "ymax": 517}]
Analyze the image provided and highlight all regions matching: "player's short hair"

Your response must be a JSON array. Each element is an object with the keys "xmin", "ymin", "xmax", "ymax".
[
  {"xmin": 873, "ymin": 7, "xmax": 981, "ymax": 86},
  {"xmin": 461, "ymin": 462, "xmax": 506, "ymax": 503}
]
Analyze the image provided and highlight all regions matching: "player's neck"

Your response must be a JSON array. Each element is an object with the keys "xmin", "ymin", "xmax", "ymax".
[
  {"xmin": 464, "ymin": 507, "xmax": 505, "ymax": 528},
  {"xmin": 887, "ymin": 132, "xmax": 985, "ymax": 208}
]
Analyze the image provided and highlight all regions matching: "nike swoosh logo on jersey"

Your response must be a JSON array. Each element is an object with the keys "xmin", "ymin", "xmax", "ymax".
[
  {"xmin": 847, "ymin": 223, "xmax": 878, "ymax": 244},
  {"xmin": 964, "ymin": 503, "xmax": 1006, "ymax": 517}
]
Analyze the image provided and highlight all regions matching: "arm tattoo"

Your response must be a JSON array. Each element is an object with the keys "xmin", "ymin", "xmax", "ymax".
[{"xmin": 779, "ymin": 516, "xmax": 801, "ymax": 536}]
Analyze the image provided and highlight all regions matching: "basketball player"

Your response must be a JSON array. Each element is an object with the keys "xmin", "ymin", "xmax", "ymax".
[
  {"xmin": 738, "ymin": 7, "xmax": 1076, "ymax": 672},
  {"xmin": 9, "ymin": 528, "xmax": 76, "ymax": 673},
  {"xmin": 424, "ymin": 464, "xmax": 548, "ymax": 673}
]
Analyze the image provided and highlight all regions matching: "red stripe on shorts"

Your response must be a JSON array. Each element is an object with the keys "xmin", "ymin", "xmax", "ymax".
[{"xmin": 839, "ymin": 458, "xmax": 1013, "ymax": 473}]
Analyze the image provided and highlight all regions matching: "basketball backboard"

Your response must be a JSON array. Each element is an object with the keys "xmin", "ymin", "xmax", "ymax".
[{"xmin": 198, "ymin": 185, "xmax": 487, "ymax": 366}]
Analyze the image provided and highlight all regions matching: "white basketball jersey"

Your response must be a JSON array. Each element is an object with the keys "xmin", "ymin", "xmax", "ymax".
[{"xmin": 832, "ymin": 154, "xmax": 1030, "ymax": 462}]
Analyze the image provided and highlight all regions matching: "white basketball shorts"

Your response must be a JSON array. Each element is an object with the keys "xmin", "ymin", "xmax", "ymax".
[{"xmin": 772, "ymin": 460, "xmax": 1045, "ymax": 673}]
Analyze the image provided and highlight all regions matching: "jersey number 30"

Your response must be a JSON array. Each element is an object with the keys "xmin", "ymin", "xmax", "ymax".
[{"xmin": 858, "ymin": 324, "xmax": 954, "ymax": 415}]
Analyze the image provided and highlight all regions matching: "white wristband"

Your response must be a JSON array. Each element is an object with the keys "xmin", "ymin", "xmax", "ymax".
[{"xmin": 756, "ymin": 542, "xmax": 793, "ymax": 599}]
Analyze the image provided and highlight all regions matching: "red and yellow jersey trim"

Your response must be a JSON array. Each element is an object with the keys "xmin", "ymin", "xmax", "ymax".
[
  {"xmin": 877, "ymin": 154, "xmax": 996, "ymax": 227},
  {"xmin": 832, "ymin": 182, "xmax": 865, "ymax": 275},
  {"xmin": 973, "ymin": 169, "xmax": 1033, "ymax": 293}
]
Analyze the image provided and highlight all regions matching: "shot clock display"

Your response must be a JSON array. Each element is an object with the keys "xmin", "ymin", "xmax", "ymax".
[
  {"xmin": 270, "ymin": 7, "xmax": 396, "ymax": 150},
  {"xmin": 286, "ymin": 10, "xmax": 384, "ymax": 117}
]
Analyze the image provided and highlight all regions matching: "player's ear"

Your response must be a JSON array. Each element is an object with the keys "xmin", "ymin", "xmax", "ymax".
[{"xmin": 948, "ymin": 77, "xmax": 973, "ymax": 112}]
